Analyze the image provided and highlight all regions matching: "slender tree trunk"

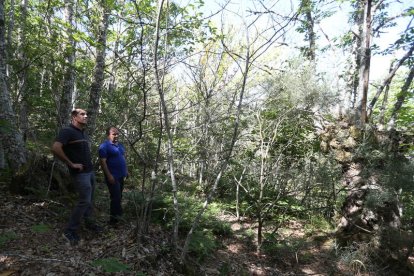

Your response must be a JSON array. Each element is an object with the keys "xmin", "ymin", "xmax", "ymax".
[
  {"xmin": 257, "ymin": 214, "xmax": 263, "ymax": 248},
  {"xmin": 153, "ymin": 0, "xmax": 180, "ymax": 248},
  {"xmin": 0, "ymin": 0, "xmax": 27, "ymax": 171},
  {"xmin": 387, "ymin": 65, "xmax": 414, "ymax": 130},
  {"xmin": 355, "ymin": 0, "xmax": 372, "ymax": 126},
  {"xmin": 108, "ymin": 20, "xmax": 121, "ymax": 95},
  {"xmin": 5, "ymin": 0, "xmax": 14, "ymax": 77},
  {"xmin": 88, "ymin": 2, "xmax": 110, "ymax": 135},
  {"xmin": 367, "ymin": 43, "xmax": 414, "ymax": 120},
  {"xmin": 234, "ymin": 167, "xmax": 246, "ymax": 221},
  {"xmin": 257, "ymin": 116, "xmax": 267, "ymax": 249},
  {"xmin": 345, "ymin": 1, "xmax": 364, "ymax": 111},
  {"xmin": 17, "ymin": 0, "xmax": 29, "ymax": 140},
  {"xmin": 58, "ymin": 0, "xmax": 76, "ymax": 129},
  {"xmin": 300, "ymin": 0, "xmax": 315, "ymax": 61},
  {"xmin": 197, "ymin": 90, "xmax": 211, "ymax": 189},
  {"xmin": 378, "ymin": 81, "xmax": 390, "ymax": 125}
]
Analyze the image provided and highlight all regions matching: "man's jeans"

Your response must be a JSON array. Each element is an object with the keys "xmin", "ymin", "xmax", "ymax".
[
  {"xmin": 67, "ymin": 172, "xmax": 96, "ymax": 231},
  {"xmin": 106, "ymin": 177, "xmax": 124, "ymax": 222}
]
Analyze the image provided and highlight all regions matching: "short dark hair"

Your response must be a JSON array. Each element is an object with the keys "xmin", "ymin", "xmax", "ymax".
[
  {"xmin": 71, "ymin": 108, "xmax": 86, "ymax": 117},
  {"xmin": 106, "ymin": 126, "xmax": 118, "ymax": 135}
]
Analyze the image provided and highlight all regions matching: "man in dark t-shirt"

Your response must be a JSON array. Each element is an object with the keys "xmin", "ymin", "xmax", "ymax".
[
  {"xmin": 52, "ymin": 108, "xmax": 102, "ymax": 246},
  {"xmin": 99, "ymin": 126, "xmax": 128, "ymax": 226}
]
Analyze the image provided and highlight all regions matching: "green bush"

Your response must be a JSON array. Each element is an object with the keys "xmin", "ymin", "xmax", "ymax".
[
  {"xmin": 304, "ymin": 216, "xmax": 334, "ymax": 234},
  {"xmin": 209, "ymin": 220, "xmax": 232, "ymax": 237},
  {"xmin": 151, "ymin": 194, "xmax": 233, "ymax": 238},
  {"xmin": 189, "ymin": 230, "xmax": 218, "ymax": 261},
  {"xmin": 261, "ymin": 233, "xmax": 307, "ymax": 258}
]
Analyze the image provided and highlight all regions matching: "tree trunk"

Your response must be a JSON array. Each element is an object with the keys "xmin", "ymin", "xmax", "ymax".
[
  {"xmin": 234, "ymin": 167, "xmax": 246, "ymax": 221},
  {"xmin": 323, "ymin": 122, "xmax": 406, "ymax": 264},
  {"xmin": 300, "ymin": 0, "xmax": 315, "ymax": 61},
  {"xmin": 345, "ymin": 2, "xmax": 364, "ymax": 111},
  {"xmin": 387, "ymin": 65, "xmax": 414, "ymax": 130},
  {"xmin": 58, "ymin": 0, "xmax": 76, "ymax": 129},
  {"xmin": 355, "ymin": 0, "xmax": 372, "ymax": 126},
  {"xmin": 367, "ymin": 42, "xmax": 414, "ymax": 120},
  {"xmin": 5, "ymin": 0, "xmax": 14, "ymax": 77},
  {"xmin": 378, "ymin": 80, "xmax": 390, "ymax": 125},
  {"xmin": 88, "ymin": 2, "xmax": 110, "ymax": 136},
  {"xmin": 17, "ymin": 0, "xmax": 29, "ymax": 140},
  {"xmin": 0, "ymin": 0, "xmax": 27, "ymax": 172},
  {"xmin": 153, "ymin": 0, "xmax": 180, "ymax": 248}
]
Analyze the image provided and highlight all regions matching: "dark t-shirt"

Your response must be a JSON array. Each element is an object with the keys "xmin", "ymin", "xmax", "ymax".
[
  {"xmin": 55, "ymin": 124, "xmax": 93, "ymax": 174},
  {"xmin": 98, "ymin": 140, "xmax": 127, "ymax": 179}
]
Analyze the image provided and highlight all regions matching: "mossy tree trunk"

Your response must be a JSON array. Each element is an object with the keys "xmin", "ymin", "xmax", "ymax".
[{"xmin": 322, "ymin": 121, "xmax": 411, "ymax": 266}]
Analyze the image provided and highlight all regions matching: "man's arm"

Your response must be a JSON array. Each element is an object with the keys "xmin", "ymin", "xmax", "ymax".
[
  {"xmin": 52, "ymin": 141, "xmax": 83, "ymax": 171},
  {"xmin": 100, "ymin": 157, "xmax": 115, "ymax": 184}
]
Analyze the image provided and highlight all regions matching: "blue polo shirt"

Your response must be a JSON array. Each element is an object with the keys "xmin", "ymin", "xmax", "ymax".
[{"xmin": 98, "ymin": 140, "xmax": 127, "ymax": 179}]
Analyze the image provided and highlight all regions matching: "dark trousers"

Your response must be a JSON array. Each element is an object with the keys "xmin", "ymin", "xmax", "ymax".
[
  {"xmin": 106, "ymin": 177, "xmax": 124, "ymax": 222},
  {"xmin": 67, "ymin": 172, "xmax": 96, "ymax": 231}
]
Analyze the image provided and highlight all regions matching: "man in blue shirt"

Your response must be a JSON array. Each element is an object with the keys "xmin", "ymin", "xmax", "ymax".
[
  {"xmin": 99, "ymin": 126, "xmax": 128, "ymax": 226},
  {"xmin": 52, "ymin": 108, "xmax": 102, "ymax": 246}
]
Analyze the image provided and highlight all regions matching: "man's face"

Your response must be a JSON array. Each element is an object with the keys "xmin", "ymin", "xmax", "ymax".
[
  {"xmin": 74, "ymin": 109, "xmax": 88, "ymax": 125},
  {"xmin": 108, "ymin": 128, "xmax": 119, "ymax": 143}
]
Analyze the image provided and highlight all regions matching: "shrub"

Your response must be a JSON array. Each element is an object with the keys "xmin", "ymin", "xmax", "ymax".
[{"xmin": 188, "ymin": 230, "xmax": 218, "ymax": 261}]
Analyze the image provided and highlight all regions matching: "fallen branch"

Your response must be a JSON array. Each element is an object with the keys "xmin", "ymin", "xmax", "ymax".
[{"xmin": 1, "ymin": 253, "xmax": 72, "ymax": 264}]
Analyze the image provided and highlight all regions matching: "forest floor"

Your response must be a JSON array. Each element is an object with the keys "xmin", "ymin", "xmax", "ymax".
[{"xmin": 0, "ymin": 183, "xmax": 411, "ymax": 276}]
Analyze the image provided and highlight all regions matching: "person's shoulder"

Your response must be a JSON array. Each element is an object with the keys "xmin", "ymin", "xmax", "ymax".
[
  {"xmin": 57, "ymin": 126, "xmax": 73, "ymax": 136},
  {"xmin": 62, "ymin": 125, "xmax": 78, "ymax": 132},
  {"xmin": 99, "ymin": 140, "xmax": 110, "ymax": 148},
  {"xmin": 55, "ymin": 126, "xmax": 75, "ymax": 142}
]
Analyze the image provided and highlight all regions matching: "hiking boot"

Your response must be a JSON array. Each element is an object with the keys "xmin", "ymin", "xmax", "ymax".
[
  {"xmin": 85, "ymin": 222, "xmax": 104, "ymax": 233},
  {"xmin": 63, "ymin": 230, "xmax": 80, "ymax": 246}
]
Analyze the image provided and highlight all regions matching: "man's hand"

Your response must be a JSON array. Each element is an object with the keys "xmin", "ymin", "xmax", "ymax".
[{"xmin": 70, "ymin": 163, "xmax": 84, "ymax": 171}]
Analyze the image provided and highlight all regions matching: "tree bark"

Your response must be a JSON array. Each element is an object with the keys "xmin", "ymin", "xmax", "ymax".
[
  {"xmin": 5, "ymin": 0, "xmax": 14, "ymax": 77},
  {"xmin": 58, "ymin": 0, "xmax": 76, "ymax": 129},
  {"xmin": 88, "ymin": 1, "xmax": 110, "ymax": 136},
  {"xmin": 17, "ymin": 0, "xmax": 29, "ymax": 140},
  {"xmin": 344, "ymin": 1, "xmax": 364, "ymax": 111},
  {"xmin": 0, "ymin": 0, "xmax": 27, "ymax": 171},
  {"xmin": 300, "ymin": 0, "xmax": 316, "ymax": 61},
  {"xmin": 355, "ymin": 0, "xmax": 372, "ymax": 126},
  {"xmin": 153, "ymin": 0, "xmax": 180, "ymax": 248}
]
